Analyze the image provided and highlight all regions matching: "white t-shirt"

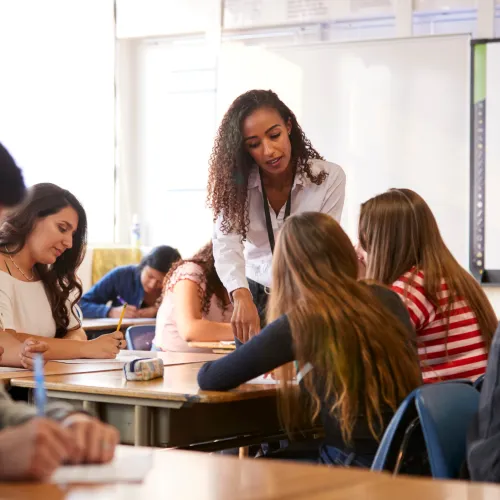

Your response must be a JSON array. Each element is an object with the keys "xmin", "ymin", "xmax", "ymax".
[{"xmin": 0, "ymin": 272, "xmax": 79, "ymax": 336}]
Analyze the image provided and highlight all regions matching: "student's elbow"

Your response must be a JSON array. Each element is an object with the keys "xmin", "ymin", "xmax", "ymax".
[
  {"xmin": 197, "ymin": 364, "xmax": 220, "ymax": 391},
  {"xmin": 177, "ymin": 321, "xmax": 199, "ymax": 343}
]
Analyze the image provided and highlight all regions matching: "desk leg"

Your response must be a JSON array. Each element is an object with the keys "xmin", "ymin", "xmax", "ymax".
[
  {"xmin": 134, "ymin": 405, "xmax": 150, "ymax": 446},
  {"xmin": 83, "ymin": 401, "xmax": 100, "ymax": 418}
]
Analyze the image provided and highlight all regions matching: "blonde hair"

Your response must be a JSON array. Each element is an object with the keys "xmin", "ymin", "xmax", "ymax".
[
  {"xmin": 359, "ymin": 188, "xmax": 497, "ymax": 351},
  {"xmin": 268, "ymin": 212, "xmax": 421, "ymax": 444}
]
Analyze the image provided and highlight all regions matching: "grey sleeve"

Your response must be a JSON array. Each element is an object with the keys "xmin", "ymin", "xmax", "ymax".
[{"xmin": 0, "ymin": 385, "xmax": 75, "ymax": 430}]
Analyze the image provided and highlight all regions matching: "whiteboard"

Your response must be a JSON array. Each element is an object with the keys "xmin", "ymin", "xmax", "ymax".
[
  {"xmin": 484, "ymin": 41, "xmax": 500, "ymax": 270},
  {"xmin": 218, "ymin": 34, "xmax": 471, "ymax": 266}
]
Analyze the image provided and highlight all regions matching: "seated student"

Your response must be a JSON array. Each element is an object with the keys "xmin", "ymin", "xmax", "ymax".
[
  {"xmin": 154, "ymin": 242, "xmax": 233, "ymax": 352},
  {"xmin": 0, "ymin": 342, "xmax": 120, "ymax": 480},
  {"xmin": 198, "ymin": 212, "xmax": 421, "ymax": 466},
  {"xmin": 358, "ymin": 188, "xmax": 497, "ymax": 383},
  {"xmin": 0, "ymin": 182, "xmax": 126, "ymax": 366},
  {"xmin": 80, "ymin": 245, "xmax": 181, "ymax": 319},
  {"xmin": 0, "ymin": 142, "xmax": 119, "ymax": 481}
]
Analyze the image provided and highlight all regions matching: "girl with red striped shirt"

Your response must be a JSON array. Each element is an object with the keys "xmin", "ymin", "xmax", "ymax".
[{"xmin": 358, "ymin": 188, "xmax": 497, "ymax": 383}]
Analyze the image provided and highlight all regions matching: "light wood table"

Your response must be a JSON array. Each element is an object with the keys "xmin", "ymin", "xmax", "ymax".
[
  {"xmin": 11, "ymin": 362, "xmax": 283, "ymax": 449},
  {"xmin": 82, "ymin": 317, "xmax": 155, "ymax": 332},
  {"xmin": 187, "ymin": 341, "xmax": 236, "ymax": 353},
  {"xmin": 0, "ymin": 361, "xmax": 130, "ymax": 382},
  {"xmin": 2, "ymin": 446, "xmax": 499, "ymax": 500},
  {"xmin": 0, "ymin": 446, "xmax": 391, "ymax": 499}
]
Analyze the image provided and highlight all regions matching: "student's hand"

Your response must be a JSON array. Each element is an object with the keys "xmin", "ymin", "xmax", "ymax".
[
  {"xmin": 108, "ymin": 306, "xmax": 138, "ymax": 319},
  {"xmin": 83, "ymin": 331, "xmax": 126, "ymax": 359},
  {"xmin": 0, "ymin": 418, "xmax": 74, "ymax": 481},
  {"xmin": 19, "ymin": 339, "xmax": 49, "ymax": 370},
  {"xmin": 62, "ymin": 414, "xmax": 119, "ymax": 465},
  {"xmin": 137, "ymin": 305, "xmax": 159, "ymax": 318},
  {"xmin": 355, "ymin": 243, "xmax": 367, "ymax": 280},
  {"xmin": 231, "ymin": 288, "xmax": 261, "ymax": 343}
]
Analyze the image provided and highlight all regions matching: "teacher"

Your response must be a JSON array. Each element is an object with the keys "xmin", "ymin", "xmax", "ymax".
[{"xmin": 207, "ymin": 89, "xmax": 346, "ymax": 343}]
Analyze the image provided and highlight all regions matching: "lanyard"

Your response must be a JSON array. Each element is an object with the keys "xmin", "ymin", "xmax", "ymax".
[{"xmin": 259, "ymin": 170, "xmax": 294, "ymax": 254}]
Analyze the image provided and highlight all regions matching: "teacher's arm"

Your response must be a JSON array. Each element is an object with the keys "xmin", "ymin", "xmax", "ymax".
[
  {"xmin": 320, "ymin": 165, "xmax": 346, "ymax": 222},
  {"xmin": 212, "ymin": 217, "xmax": 260, "ymax": 343}
]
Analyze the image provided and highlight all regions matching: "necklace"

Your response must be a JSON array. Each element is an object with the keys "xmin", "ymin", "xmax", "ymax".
[{"xmin": 4, "ymin": 246, "xmax": 35, "ymax": 281}]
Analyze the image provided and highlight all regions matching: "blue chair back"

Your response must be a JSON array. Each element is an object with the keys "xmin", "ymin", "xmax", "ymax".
[
  {"xmin": 125, "ymin": 325, "xmax": 156, "ymax": 351},
  {"xmin": 371, "ymin": 389, "xmax": 418, "ymax": 472},
  {"xmin": 415, "ymin": 382, "xmax": 480, "ymax": 479}
]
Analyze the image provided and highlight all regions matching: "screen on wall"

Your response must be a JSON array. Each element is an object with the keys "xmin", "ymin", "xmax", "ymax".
[{"xmin": 470, "ymin": 39, "xmax": 500, "ymax": 283}]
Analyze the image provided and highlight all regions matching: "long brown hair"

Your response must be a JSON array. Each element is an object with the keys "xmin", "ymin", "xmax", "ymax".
[
  {"xmin": 162, "ymin": 242, "xmax": 228, "ymax": 315},
  {"xmin": 359, "ymin": 188, "xmax": 497, "ymax": 351},
  {"xmin": 207, "ymin": 89, "xmax": 326, "ymax": 239},
  {"xmin": 0, "ymin": 183, "xmax": 87, "ymax": 338},
  {"xmin": 268, "ymin": 212, "xmax": 421, "ymax": 443}
]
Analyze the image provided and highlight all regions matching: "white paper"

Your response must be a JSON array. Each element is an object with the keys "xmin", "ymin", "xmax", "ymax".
[
  {"xmin": 0, "ymin": 367, "xmax": 28, "ymax": 372},
  {"xmin": 220, "ymin": 341, "xmax": 235, "ymax": 346},
  {"xmin": 246, "ymin": 374, "xmax": 298, "ymax": 385},
  {"xmin": 51, "ymin": 449, "xmax": 153, "ymax": 484}
]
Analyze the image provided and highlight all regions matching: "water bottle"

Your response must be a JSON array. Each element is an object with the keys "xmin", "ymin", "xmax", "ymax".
[{"xmin": 130, "ymin": 214, "xmax": 141, "ymax": 249}]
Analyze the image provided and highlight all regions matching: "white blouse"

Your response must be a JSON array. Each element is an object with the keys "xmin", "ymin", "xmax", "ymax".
[
  {"xmin": 0, "ymin": 272, "xmax": 79, "ymax": 336},
  {"xmin": 213, "ymin": 159, "xmax": 346, "ymax": 291}
]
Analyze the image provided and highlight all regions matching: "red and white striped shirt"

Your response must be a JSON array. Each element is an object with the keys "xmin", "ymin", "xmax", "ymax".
[{"xmin": 392, "ymin": 271, "xmax": 487, "ymax": 383}]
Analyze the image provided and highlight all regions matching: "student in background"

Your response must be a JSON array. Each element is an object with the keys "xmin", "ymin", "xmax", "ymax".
[
  {"xmin": 80, "ymin": 245, "xmax": 181, "ymax": 319},
  {"xmin": 0, "ymin": 183, "xmax": 126, "ymax": 366},
  {"xmin": 154, "ymin": 242, "xmax": 233, "ymax": 352},
  {"xmin": 198, "ymin": 213, "xmax": 421, "ymax": 466},
  {"xmin": 358, "ymin": 188, "xmax": 498, "ymax": 383},
  {"xmin": 0, "ymin": 142, "xmax": 119, "ymax": 481},
  {"xmin": 0, "ymin": 142, "xmax": 26, "ymax": 211},
  {"xmin": 207, "ymin": 89, "xmax": 346, "ymax": 343}
]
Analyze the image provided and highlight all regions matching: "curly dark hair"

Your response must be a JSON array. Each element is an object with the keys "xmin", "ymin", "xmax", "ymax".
[
  {"xmin": 162, "ymin": 242, "xmax": 228, "ymax": 315},
  {"xmin": 207, "ymin": 89, "xmax": 327, "ymax": 238},
  {"xmin": 0, "ymin": 183, "xmax": 87, "ymax": 338}
]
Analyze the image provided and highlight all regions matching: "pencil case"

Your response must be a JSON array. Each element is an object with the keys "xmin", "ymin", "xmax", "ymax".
[{"xmin": 123, "ymin": 358, "xmax": 164, "ymax": 381}]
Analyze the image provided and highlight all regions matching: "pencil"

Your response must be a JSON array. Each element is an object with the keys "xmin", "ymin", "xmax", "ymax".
[{"xmin": 116, "ymin": 303, "xmax": 127, "ymax": 331}]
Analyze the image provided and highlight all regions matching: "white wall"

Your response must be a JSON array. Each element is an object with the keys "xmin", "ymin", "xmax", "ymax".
[{"xmin": 0, "ymin": 0, "xmax": 116, "ymax": 244}]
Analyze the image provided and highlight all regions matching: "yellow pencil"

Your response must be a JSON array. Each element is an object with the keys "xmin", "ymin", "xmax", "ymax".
[{"xmin": 116, "ymin": 303, "xmax": 127, "ymax": 331}]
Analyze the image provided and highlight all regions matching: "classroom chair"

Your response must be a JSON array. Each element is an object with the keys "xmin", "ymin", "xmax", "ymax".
[
  {"xmin": 371, "ymin": 389, "xmax": 420, "ymax": 474},
  {"xmin": 416, "ymin": 382, "xmax": 479, "ymax": 479},
  {"xmin": 372, "ymin": 380, "xmax": 477, "ymax": 478},
  {"xmin": 125, "ymin": 325, "xmax": 155, "ymax": 351}
]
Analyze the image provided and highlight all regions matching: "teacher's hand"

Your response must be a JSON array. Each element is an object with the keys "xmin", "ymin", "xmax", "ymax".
[{"xmin": 231, "ymin": 288, "xmax": 261, "ymax": 343}]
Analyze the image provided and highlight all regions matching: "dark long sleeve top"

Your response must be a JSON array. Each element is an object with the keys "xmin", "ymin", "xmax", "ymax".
[
  {"xmin": 79, "ymin": 265, "xmax": 144, "ymax": 319},
  {"xmin": 198, "ymin": 284, "xmax": 416, "ymax": 457}
]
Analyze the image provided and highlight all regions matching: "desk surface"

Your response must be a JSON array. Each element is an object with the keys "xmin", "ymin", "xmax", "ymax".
[
  {"xmin": 0, "ymin": 361, "xmax": 127, "ymax": 382},
  {"xmin": 0, "ymin": 446, "xmax": 498, "ymax": 500},
  {"xmin": 12, "ymin": 362, "xmax": 277, "ymax": 403},
  {"xmin": 1, "ymin": 352, "xmax": 222, "ymax": 383},
  {"xmin": 82, "ymin": 317, "xmax": 156, "ymax": 331}
]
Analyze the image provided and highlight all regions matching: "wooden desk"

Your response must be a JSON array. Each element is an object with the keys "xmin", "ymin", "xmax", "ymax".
[
  {"xmin": 3, "ymin": 446, "xmax": 500, "ymax": 500},
  {"xmin": 302, "ymin": 474, "xmax": 500, "ymax": 499},
  {"xmin": 11, "ymin": 363, "xmax": 282, "ymax": 449},
  {"xmin": 188, "ymin": 341, "xmax": 236, "ymax": 352},
  {"xmin": 82, "ymin": 318, "xmax": 155, "ymax": 332},
  {"xmin": 0, "ymin": 446, "xmax": 390, "ymax": 499},
  {"xmin": 0, "ymin": 361, "xmax": 129, "ymax": 382}
]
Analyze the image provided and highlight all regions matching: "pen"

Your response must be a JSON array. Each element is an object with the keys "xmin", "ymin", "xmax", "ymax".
[{"xmin": 34, "ymin": 354, "xmax": 46, "ymax": 417}]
